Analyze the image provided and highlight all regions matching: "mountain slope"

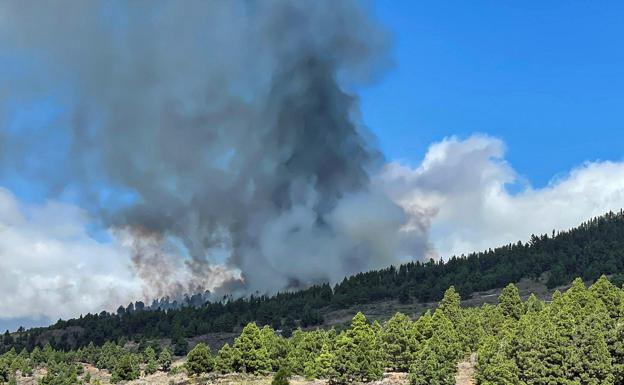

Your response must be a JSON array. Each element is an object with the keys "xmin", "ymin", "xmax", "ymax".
[{"xmin": 2, "ymin": 211, "xmax": 624, "ymax": 354}]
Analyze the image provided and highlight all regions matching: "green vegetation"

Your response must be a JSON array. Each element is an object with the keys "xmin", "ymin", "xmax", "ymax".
[
  {"xmin": 0, "ymin": 275, "xmax": 623, "ymax": 384},
  {"xmin": 475, "ymin": 277, "xmax": 622, "ymax": 385},
  {"xmin": 0, "ymin": 212, "xmax": 624, "ymax": 383},
  {"xmin": 39, "ymin": 362, "xmax": 79, "ymax": 385},
  {"xmin": 215, "ymin": 343, "xmax": 237, "ymax": 374},
  {"xmin": 271, "ymin": 366, "xmax": 291, "ymax": 385},
  {"xmin": 185, "ymin": 343, "xmax": 213, "ymax": 376},
  {"xmin": 158, "ymin": 346, "xmax": 172, "ymax": 372},
  {"xmin": 330, "ymin": 312, "xmax": 384, "ymax": 383},
  {"xmin": 232, "ymin": 322, "xmax": 271, "ymax": 374},
  {"xmin": 380, "ymin": 312, "xmax": 414, "ymax": 371},
  {"xmin": 110, "ymin": 353, "xmax": 140, "ymax": 383},
  {"xmin": 143, "ymin": 346, "xmax": 158, "ymax": 375}
]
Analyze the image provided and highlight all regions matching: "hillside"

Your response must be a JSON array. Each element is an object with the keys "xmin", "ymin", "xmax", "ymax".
[
  {"xmin": 2, "ymin": 211, "xmax": 624, "ymax": 356},
  {"xmin": 1, "ymin": 275, "xmax": 623, "ymax": 384}
]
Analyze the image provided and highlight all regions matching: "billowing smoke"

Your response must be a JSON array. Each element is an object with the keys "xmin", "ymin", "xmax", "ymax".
[{"xmin": 0, "ymin": 1, "xmax": 428, "ymax": 298}]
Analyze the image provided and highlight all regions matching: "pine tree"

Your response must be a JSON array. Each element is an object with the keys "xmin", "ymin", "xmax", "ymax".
[
  {"xmin": 20, "ymin": 359, "xmax": 33, "ymax": 377},
  {"xmin": 286, "ymin": 329, "xmax": 306, "ymax": 374},
  {"xmin": 456, "ymin": 307, "xmax": 485, "ymax": 352},
  {"xmin": 272, "ymin": 365, "xmax": 291, "ymax": 385},
  {"xmin": 409, "ymin": 341, "xmax": 454, "ymax": 385},
  {"xmin": 553, "ymin": 280, "xmax": 615, "ymax": 384},
  {"xmin": 351, "ymin": 312, "xmax": 384, "ymax": 381},
  {"xmin": 185, "ymin": 343, "xmax": 214, "ymax": 376},
  {"xmin": 303, "ymin": 359, "xmax": 317, "ymax": 380},
  {"xmin": 475, "ymin": 336, "xmax": 521, "ymax": 385},
  {"xmin": 499, "ymin": 283, "xmax": 523, "ymax": 320},
  {"xmin": 609, "ymin": 320, "xmax": 624, "ymax": 384},
  {"xmin": 143, "ymin": 346, "xmax": 158, "ymax": 375},
  {"xmin": 260, "ymin": 325, "xmax": 288, "ymax": 371},
  {"xmin": 563, "ymin": 278, "xmax": 592, "ymax": 311},
  {"xmin": 513, "ymin": 311, "xmax": 566, "ymax": 385},
  {"xmin": 438, "ymin": 286, "xmax": 462, "ymax": 325},
  {"xmin": 172, "ymin": 334, "xmax": 189, "ymax": 356},
  {"xmin": 328, "ymin": 333, "xmax": 358, "ymax": 384},
  {"xmin": 303, "ymin": 342, "xmax": 334, "ymax": 379},
  {"xmin": 82, "ymin": 342, "xmax": 97, "ymax": 365},
  {"xmin": 96, "ymin": 341, "xmax": 120, "ymax": 371},
  {"xmin": 371, "ymin": 320, "xmax": 383, "ymax": 339},
  {"xmin": 412, "ymin": 310, "xmax": 434, "ymax": 343},
  {"xmin": 233, "ymin": 322, "xmax": 271, "ymax": 375},
  {"xmin": 215, "ymin": 343, "xmax": 238, "ymax": 373},
  {"xmin": 571, "ymin": 312, "xmax": 614, "ymax": 385},
  {"xmin": 42, "ymin": 344, "xmax": 55, "ymax": 365},
  {"xmin": 287, "ymin": 329, "xmax": 330, "ymax": 375},
  {"xmin": 0, "ymin": 357, "xmax": 10, "ymax": 383},
  {"xmin": 409, "ymin": 310, "xmax": 460, "ymax": 385},
  {"xmin": 524, "ymin": 293, "xmax": 544, "ymax": 313},
  {"xmin": 590, "ymin": 275, "xmax": 622, "ymax": 319},
  {"xmin": 381, "ymin": 312, "xmax": 415, "ymax": 371},
  {"xmin": 110, "ymin": 353, "xmax": 140, "ymax": 383},
  {"xmin": 158, "ymin": 347, "xmax": 172, "ymax": 372},
  {"xmin": 314, "ymin": 343, "xmax": 334, "ymax": 379},
  {"xmin": 329, "ymin": 312, "xmax": 384, "ymax": 384},
  {"xmin": 30, "ymin": 346, "xmax": 44, "ymax": 367}
]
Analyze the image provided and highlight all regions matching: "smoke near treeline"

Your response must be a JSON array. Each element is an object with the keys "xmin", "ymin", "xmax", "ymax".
[{"xmin": 0, "ymin": 1, "xmax": 430, "ymax": 300}]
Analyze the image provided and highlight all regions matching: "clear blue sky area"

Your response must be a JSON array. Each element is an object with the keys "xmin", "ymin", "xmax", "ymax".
[{"xmin": 362, "ymin": 0, "xmax": 624, "ymax": 187}]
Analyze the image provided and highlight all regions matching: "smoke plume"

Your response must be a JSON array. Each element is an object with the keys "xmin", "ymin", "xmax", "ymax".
[{"xmin": 0, "ymin": 1, "xmax": 427, "ymax": 298}]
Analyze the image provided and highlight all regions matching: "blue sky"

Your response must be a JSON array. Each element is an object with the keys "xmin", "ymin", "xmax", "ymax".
[{"xmin": 362, "ymin": 0, "xmax": 624, "ymax": 187}]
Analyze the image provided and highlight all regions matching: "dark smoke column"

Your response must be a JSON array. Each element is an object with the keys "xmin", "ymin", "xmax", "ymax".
[
  {"xmin": 263, "ymin": 58, "xmax": 379, "ymax": 213},
  {"xmin": 0, "ymin": 0, "xmax": 429, "ymax": 298}
]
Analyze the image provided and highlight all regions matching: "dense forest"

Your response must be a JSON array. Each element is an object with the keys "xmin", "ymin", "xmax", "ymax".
[
  {"xmin": 0, "ymin": 276, "xmax": 623, "ymax": 384},
  {"xmin": 1, "ymin": 211, "xmax": 624, "ymax": 355}
]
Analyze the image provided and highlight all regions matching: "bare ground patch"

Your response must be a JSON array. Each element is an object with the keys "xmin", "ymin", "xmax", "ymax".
[{"xmin": 455, "ymin": 353, "xmax": 476, "ymax": 385}]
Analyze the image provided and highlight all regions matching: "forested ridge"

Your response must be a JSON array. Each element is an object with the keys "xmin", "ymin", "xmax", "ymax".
[
  {"xmin": 2, "ymin": 211, "xmax": 624, "ymax": 357},
  {"xmin": 1, "ymin": 276, "xmax": 624, "ymax": 384}
]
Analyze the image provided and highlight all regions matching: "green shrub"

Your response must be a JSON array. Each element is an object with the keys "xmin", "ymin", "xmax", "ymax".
[
  {"xmin": 110, "ymin": 354, "xmax": 140, "ymax": 383},
  {"xmin": 158, "ymin": 347, "xmax": 173, "ymax": 372},
  {"xmin": 185, "ymin": 343, "xmax": 214, "ymax": 377},
  {"xmin": 272, "ymin": 366, "xmax": 290, "ymax": 385}
]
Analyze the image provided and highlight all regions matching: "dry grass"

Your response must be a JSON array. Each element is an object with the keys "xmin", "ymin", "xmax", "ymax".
[{"xmin": 14, "ymin": 363, "xmax": 411, "ymax": 385}]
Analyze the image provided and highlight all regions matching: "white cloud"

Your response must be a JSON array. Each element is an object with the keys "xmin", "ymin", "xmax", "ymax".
[
  {"xmin": 0, "ymin": 188, "xmax": 142, "ymax": 322},
  {"xmin": 0, "ymin": 187, "xmax": 242, "ymax": 328},
  {"xmin": 378, "ymin": 135, "xmax": 624, "ymax": 259}
]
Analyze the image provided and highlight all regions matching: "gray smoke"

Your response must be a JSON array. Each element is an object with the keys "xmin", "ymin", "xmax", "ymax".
[{"xmin": 0, "ymin": 0, "xmax": 429, "ymax": 298}]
